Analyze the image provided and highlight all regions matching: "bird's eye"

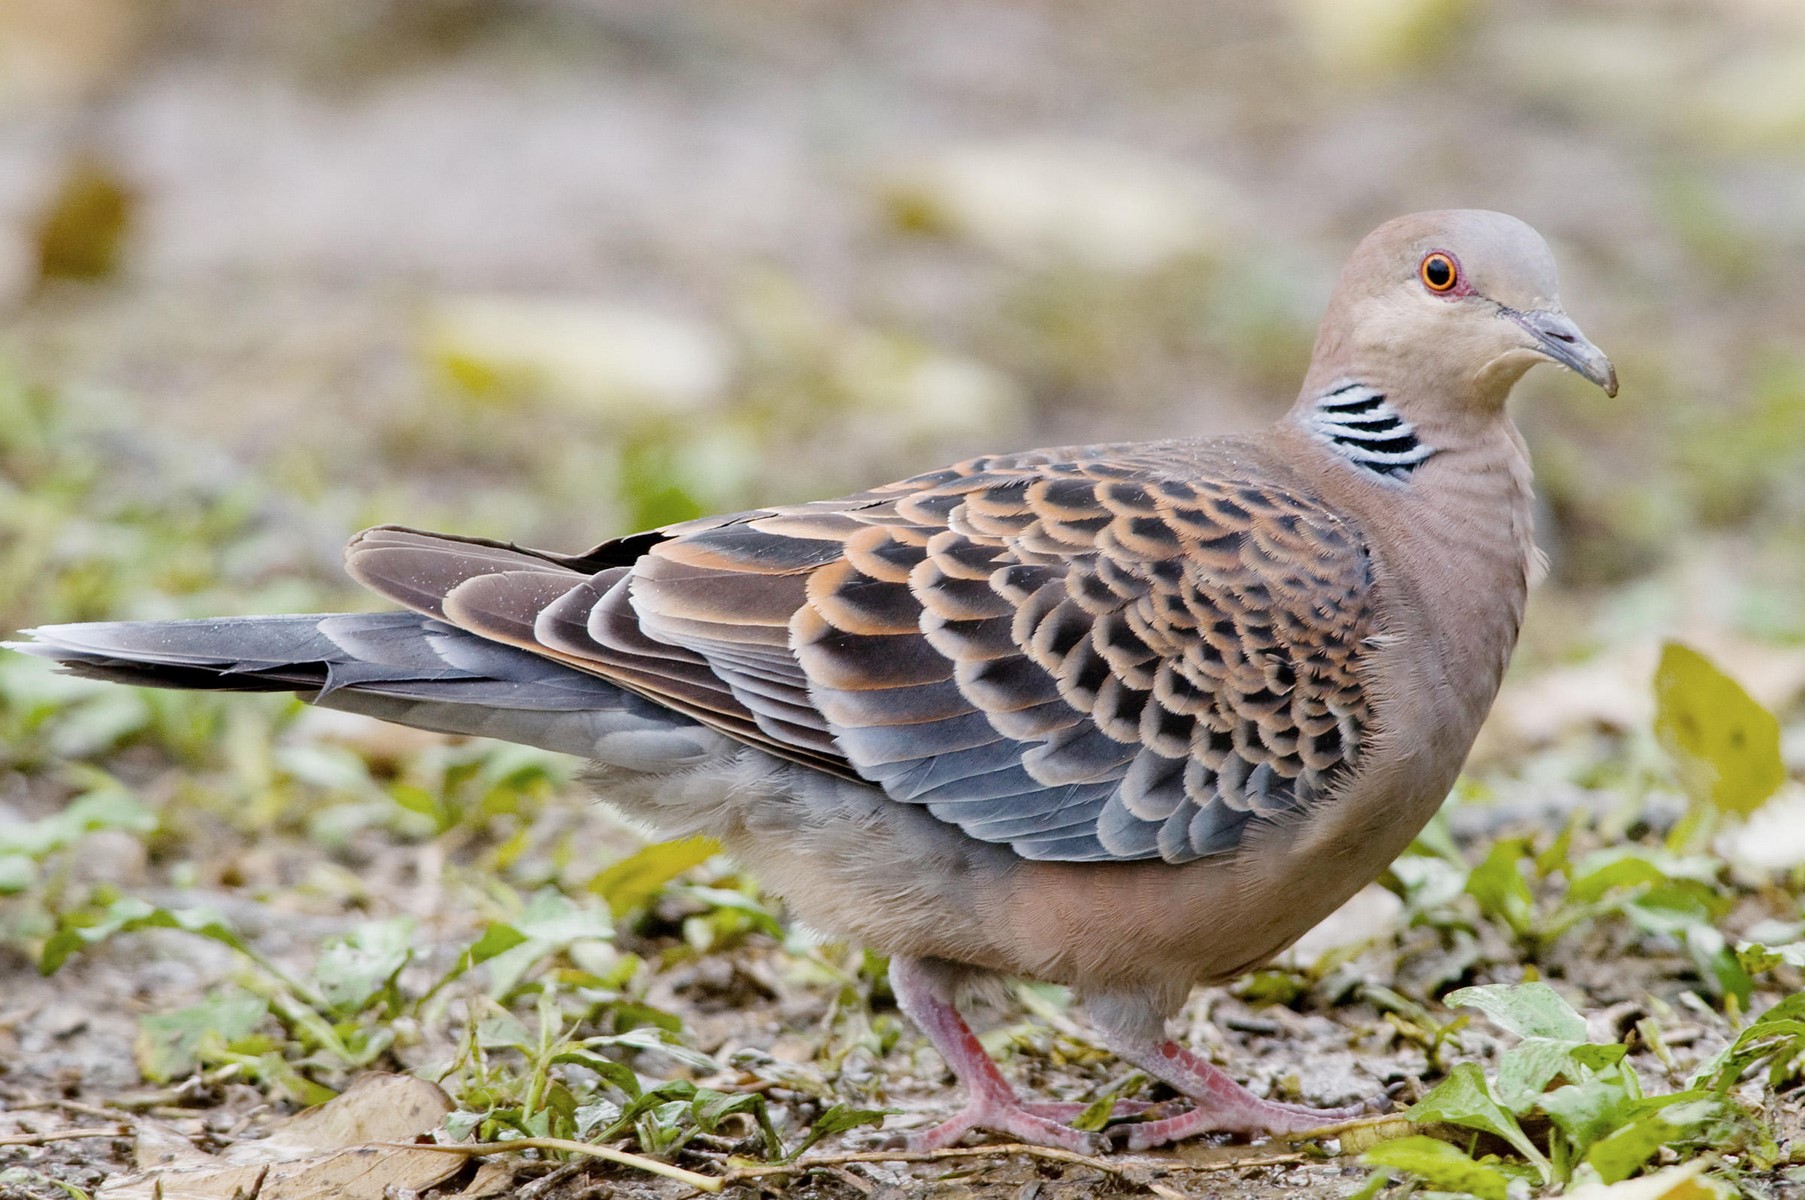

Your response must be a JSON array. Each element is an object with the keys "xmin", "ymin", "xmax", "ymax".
[{"xmin": 1419, "ymin": 251, "xmax": 1458, "ymax": 293}]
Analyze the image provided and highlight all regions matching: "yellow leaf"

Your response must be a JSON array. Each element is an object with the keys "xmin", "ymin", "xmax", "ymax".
[
  {"xmin": 1565, "ymin": 1160, "xmax": 1734, "ymax": 1200},
  {"xmin": 1654, "ymin": 641, "xmax": 1784, "ymax": 817},
  {"xmin": 590, "ymin": 836, "xmax": 721, "ymax": 917},
  {"xmin": 34, "ymin": 154, "xmax": 133, "ymax": 282}
]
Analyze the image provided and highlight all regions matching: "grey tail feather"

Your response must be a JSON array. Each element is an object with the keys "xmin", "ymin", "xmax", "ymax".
[{"xmin": 5, "ymin": 614, "xmax": 722, "ymax": 767}]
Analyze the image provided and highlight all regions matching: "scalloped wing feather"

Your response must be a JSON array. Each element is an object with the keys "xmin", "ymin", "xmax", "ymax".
[{"xmin": 344, "ymin": 446, "xmax": 1376, "ymax": 864}]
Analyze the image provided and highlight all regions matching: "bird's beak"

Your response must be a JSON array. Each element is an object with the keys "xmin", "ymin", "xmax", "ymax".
[{"xmin": 1509, "ymin": 307, "xmax": 1618, "ymax": 397}]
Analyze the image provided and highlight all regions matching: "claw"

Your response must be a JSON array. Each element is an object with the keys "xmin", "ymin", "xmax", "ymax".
[
  {"xmin": 901, "ymin": 1104, "xmax": 1103, "ymax": 1154},
  {"xmin": 1101, "ymin": 1036, "xmax": 1384, "ymax": 1149}
]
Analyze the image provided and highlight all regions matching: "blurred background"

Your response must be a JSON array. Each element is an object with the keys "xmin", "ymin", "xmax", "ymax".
[{"xmin": 3, "ymin": 0, "xmax": 1804, "ymax": 621}]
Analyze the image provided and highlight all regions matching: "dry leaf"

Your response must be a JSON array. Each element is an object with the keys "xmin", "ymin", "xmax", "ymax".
[
  {"xmin": 130, "ymin": 1119, "xmax": 213, "ymax": 1172},
  {"xmin": 100, "ymin": 1074, "xmax": 459, "ymax": 1200},
  {"xmin": 454, "ymin": 1161, "xmax": 520, "ymax": 1198},
  {"xmin": 226, "ymin": 1073, "xmax": 452, "ymax": 1162},
  {"xmin": 1333, "ymin": 1114, "xmax": 1416, "ymax": 1155}
]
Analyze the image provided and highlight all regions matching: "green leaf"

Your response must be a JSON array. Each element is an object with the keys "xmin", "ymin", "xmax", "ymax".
[
  {"xmin": 0, "ymin": 785, "xmax": 155, "ymax": 859},
  {"xmin": 1542, "ymin": 1072, "xmax": 1641, "ymax": 1157},
  {"xmin": 785, "ymin": 1105, "xmax": 893, "ymax": 1161},
  {"xmin": 598, "ymin": 1078, "xmax": 701, "ymax": 1140},
  {"xmin": 476, "ymin": 889, "xmax": 616, "ymax": 998},
  {"xmin": 590, "ymin": 835, "xmax": 720, "ymax": 916},
  {"xmin": 1585, "ymin": 1098, "xmax": 1724, "ymax": 1184},
  {"xmin": 1736, "ymin": 940, "xmax": 1805, "ymax": 975},
  {"xmin": 1362, "ymin": 1135, "xmax": 1511, "ymax": 1200},
  {"xmin": 314, "ymin": 918, "xmax": 414, "ymax": 1017},
  {"xmin": 692, "ymin": 1088, "xmax": 780, "ymax": 1156},
  {"xmin": 1408, "ymin": 1062, "xmax": 1550, "ymax": 1177},
  {"xmin": 540, "ymin": 1079, "xmax": 579, "ymax": 1139},
  {"xmin": 1390, "ymin": 855, "xmax": 1470, "ymax": 913},
  {"xmin": 0, "ymin": 855, "xmax": 34, "ymax": 895},
  {"xmin": 41, "ymin": 897, "xmax": 255, "ymax": 975},
  {"xmin": 1494, "ymin": 1037, "xmax": 1584, "ymax": 1112},
  {"xmin": 678, "ymin": 885, "xmax": 786, "ymax": 939},
  {"xmin": 387, "ymin": 783, "xmax": 449, "ymax": 831},
  {"xmin": 573, "ymin": 1100, "xmax": 623, "ymax": 1139},
  {"xmin": 550, "ymin": 1051, "xmax": 644, "ymax": 1100},
  {"xmin": 274, "ymin": 743, "xmax": 380, "ymax": 794},
  {"xmin": 1446, "ymin": 983, "xmax": 1587, "ymax": 1042},
  {"xmin": 474, "ymin": 1009, "xmax": 533, "ymax": 1051},
  {"xmin": 1567, "ymin": 850, "xmax": 1675, "ymax": 905},
  {"xmin": 136, "ymin": 989, "xmax": 268, "ymax": 1083},
  {"xmin": 1690, "ymin": 992, "xmax": 1805, "ymax": 1091},
  {"xmin": 1066, "ymin": 1071, "xmax": 1149, "ymax": 1133},
  {"xmin": 1682, "ymin": 923, "xmax": 1753, "ymax": 1007},
  {"xmin": 465, "ymin": 922, "xmax": 530, "ymax": 965},
  {"xmin": 1464, "ymin": 840, "xmax": 1535, "ymax": 936},
  {"xmin": 1072, "ymin": 1094, "xmax": 1119, "ymax": 1133},
  {"xmin": 1654, "ymin": 641, "xmax": 1784, "ymax": 817},
  {"xmin": 583, "ymin": 1027, "xmax": 719, "ymax": 1073},
  {"xmin": 1569, "ymin": 1043, "xmax": 1630, "ymax": 1070},
  {"xmin": 606, "ymin": 1000, "xmax": 683, "ymax": 1035}
]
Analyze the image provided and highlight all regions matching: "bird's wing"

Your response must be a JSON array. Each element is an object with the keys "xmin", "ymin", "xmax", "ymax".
[{"xmin": 347, "ymin": 448, "xmax": 1378, "ymax": 863}]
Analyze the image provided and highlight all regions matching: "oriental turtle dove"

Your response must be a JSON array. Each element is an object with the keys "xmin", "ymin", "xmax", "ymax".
[{"xmin": 11, "ymin": 210, "xmax": 1616, "ymax": 1152}]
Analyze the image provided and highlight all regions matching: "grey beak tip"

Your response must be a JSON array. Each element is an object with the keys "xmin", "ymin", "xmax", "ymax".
[{"xmin": 1510, "ymin": 307, "xmax": 1616, "ymax": 398}]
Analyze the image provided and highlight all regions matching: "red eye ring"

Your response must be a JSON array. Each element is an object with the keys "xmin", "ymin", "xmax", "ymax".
[{"xmin": 1420, "ymin": 251, "xmax": 1459, "ymax": 293}]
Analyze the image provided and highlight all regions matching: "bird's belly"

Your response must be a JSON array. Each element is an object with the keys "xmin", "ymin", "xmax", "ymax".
[
  {"xmin": 594, "ymin": 746, "xmax": 1036, "ymax": 968},
  {"xmin": 594, "ymin": 738, "xmax": 1456, "ymax": 1005},
  {"xmin": 988, "ymin": 852, "xmax": 1329, "ymax": 997}
]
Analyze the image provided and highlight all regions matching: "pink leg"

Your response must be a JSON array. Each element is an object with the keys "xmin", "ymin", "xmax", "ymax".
[
  {"xmin": 1105, "ymin": 1037, "xmax": 1372, "ymax": 1151},
  {"xmin": 890, "ymin": 957, "xmax": 1103, "ymax": 1153}
]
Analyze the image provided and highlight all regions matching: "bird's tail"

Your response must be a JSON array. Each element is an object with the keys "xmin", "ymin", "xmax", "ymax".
[{"xmin": 6, "ymin": 613, "xmax": 720, "ymax": 767}]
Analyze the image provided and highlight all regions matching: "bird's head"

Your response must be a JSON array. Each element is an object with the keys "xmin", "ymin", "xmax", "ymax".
[{"xmin": 1305, "ymin": 209, "xmax": 1617, "ymax": 413}]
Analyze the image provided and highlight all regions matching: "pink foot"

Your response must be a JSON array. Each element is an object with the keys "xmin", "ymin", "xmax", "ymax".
[
  {"xmin": 903, "ymin": 1099, "xmax": 1102, "ymax": 1153},
  {"xmin": 887, "ymin": 958, "xmax": 1380, "ymax": 1154},
  {"xmin": 1115, "ymin": 1095, "xmax": 1368, "ymax": 1150},
  {"xmin": 1106, "ymin": 1038, "xmax": 1378, "ymax": 1150},
  {"xmin": 889, "ymin": 958, "xmax": 1108, "ymax": 1153}
]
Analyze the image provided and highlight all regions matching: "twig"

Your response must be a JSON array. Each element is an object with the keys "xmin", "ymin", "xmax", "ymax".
[
  {"xmin": 1171, "ymin": 1151, "xmax": 1311, "ymax": 1172},
  {"xmin": 714, "ymin": 1144, "xmax": 1312, "ymax": 1198},
  {"xmin": 0, "ymin": 1126, "xmax": 131, "ymax": 1148},
  {"xmin": 818, "ymin": 1164, "xmax": 874, "ymax": 1196},
  {"xmin": 386, "ymin": 1134, "xmax": 1318, "ymax": 1197},
  {"xmin": 13, "ymin": 1097, "xmax": 144, "ymax": 1124},
  {"xmin": 381, "ymin": 1137, "xmax": 722, "ymax": 1192},
  {"xmin": 516, "ymin": 1159, "xmax": 588, "ymax": 1199},
  {"xmin": 1277, "ymin": 1114, "xmax": 1397, "ymax": 1142}
]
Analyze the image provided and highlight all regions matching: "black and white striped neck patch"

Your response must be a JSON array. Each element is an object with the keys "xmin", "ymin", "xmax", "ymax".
[{"xmin": 1308, "ymin": 382, "xmax": 1436, "ymax": 481}]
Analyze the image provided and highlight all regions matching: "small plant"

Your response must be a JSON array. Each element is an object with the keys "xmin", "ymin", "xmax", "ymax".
[
  {"xmin": 35, "ymin": 883, "xmax": 627, "ymax": 1097},
  {"xmin": 1385, "ymin": 643, "xmax": 1791, "ymax": 1013},
  {"xmin": 0, "ymin": 773, "xmax": 153, "ymax": 900},
  {"xmin": 1362, "ymin": 982, "xmax": 1788, "ymax": 1197},
  {"xmin": 445, "ymin": 989, "xmax": 888, "ymax": 1163}
]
